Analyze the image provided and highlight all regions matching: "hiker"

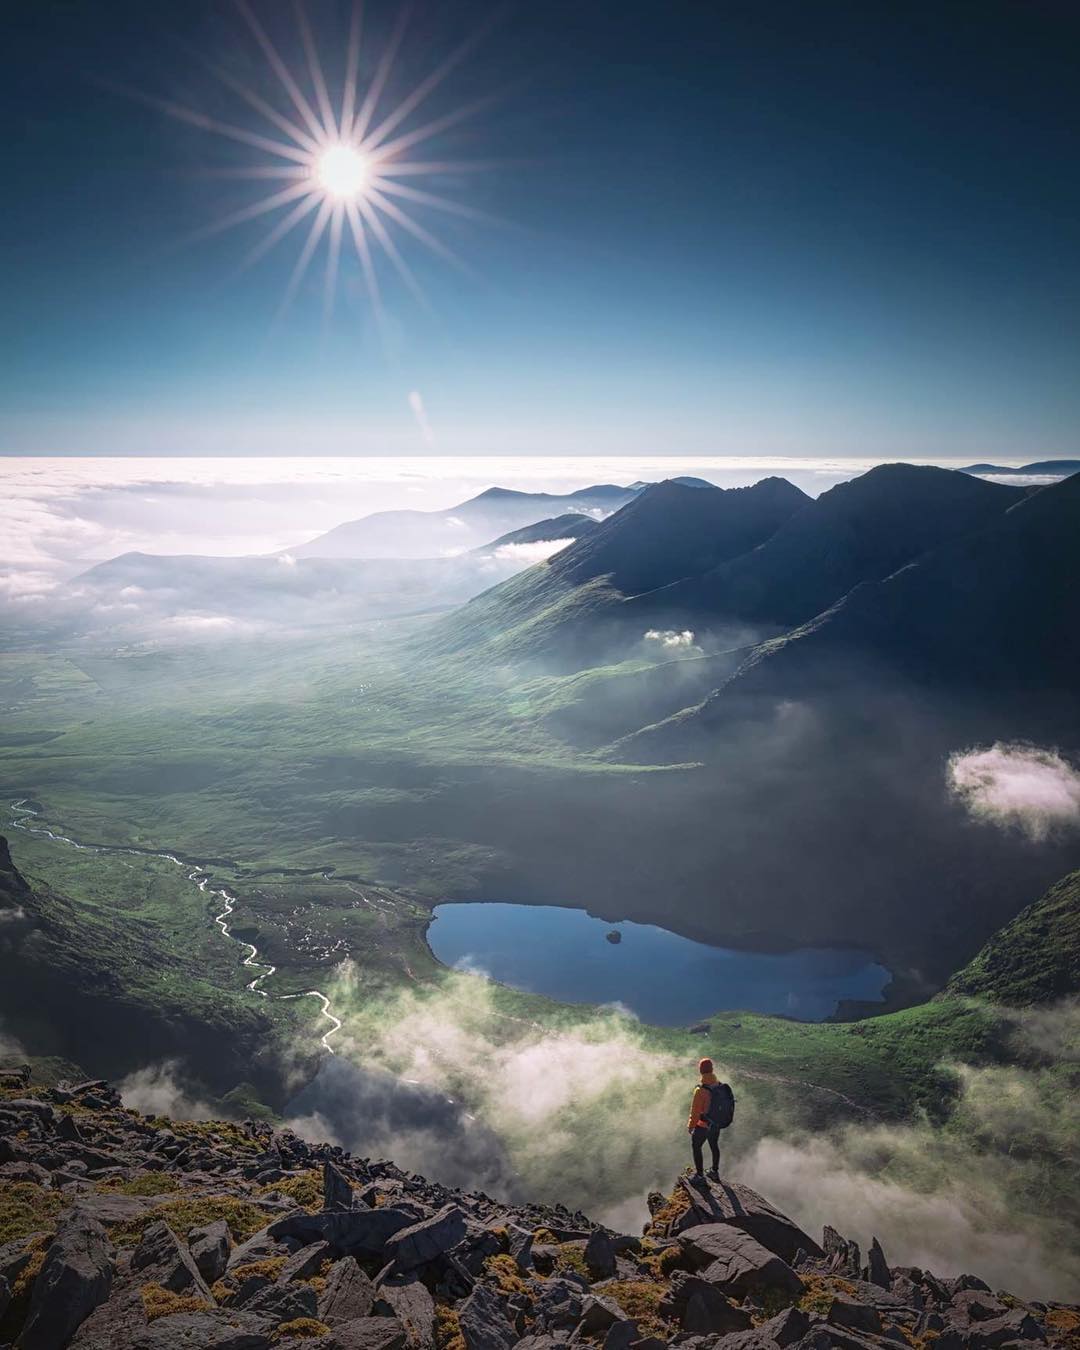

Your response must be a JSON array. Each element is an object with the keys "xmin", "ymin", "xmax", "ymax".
[{"xmin": 687, "ymin": 1057, "xmax": 734, "ymax": 1181}]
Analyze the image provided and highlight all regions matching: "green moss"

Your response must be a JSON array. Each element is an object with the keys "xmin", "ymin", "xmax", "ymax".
[
  {"xmin": 435, "ymin": 1307, "xmax": 465, "ymax": 1350},
  {"xmin": 601, "ymin": 1280, "xmax": 668, "ymax": 1335},
  {"xmin": 112, "ymin": 1195, "xmax": 266, "ymax": 1247},
  {"xmin": 141, "ymin": 1282, "xmax": 210, "ymax": 1321},
  {"xmin": 273, "ymin": 1318, "xmax": 331, "ymax": 1339},
  {"xmin": 262, "ymin": 1170, "xmax": 322, "ymax": 1212},
  {"xmin": 96, "ymin": 1172, "xmax": 181, "ymax": 1197},
  {"xmin": 0, "ymin": 1182, "xmax": 63, "ymax": 1245}
]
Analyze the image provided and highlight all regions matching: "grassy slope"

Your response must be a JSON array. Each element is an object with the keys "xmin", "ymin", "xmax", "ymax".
[{"xmin": 946, "ymin": 868, "xmax": 1080, "ymax": 1005}]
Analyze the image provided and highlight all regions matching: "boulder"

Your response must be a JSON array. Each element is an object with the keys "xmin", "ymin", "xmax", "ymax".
[
  {"xmin": 268, "ymin": 1206, "xmax": 415, "ymax": 1257},
  {"xmin": 383, "ymin": 1205, "xmax": 467, "ymax": 1273},
  {"xmin": 375, "ymin": 1273, "xmax": 436, "ymax": 1347},
  {"xmin": 326, "ymin": 1317, "xmax": 408, "ymax": 1350},
  {"xmin": 955, "ymin": 1310, "xmax": 1047, "ymax": 1348},
  {"xmin": 711, "ymin": 1306, "xmax": 811, "ymax": 1350},
  {"xmin": 226, "ymin": 1226, "xmax": 294, "ymax": 1272},
  {"xmin": 319, "ymin": 1256, "xmax": 377, "ymax": 1324},
  {"xmin": 823, "ymin": 1226, "xmax": 861, "ymax": 1279},
  {"xmin": 679, "ymin": 1224, "xmax": 803, "ymax": 1300},
  {"xmin": 505, "ymin": 1225, "xmax": 534, "ymax": 1272},
  {"xmin": 678, "ymin": 1178, "xmax": 822, "ymax": 1263},
  {"xmin": 573, "ymin": 1294, "xmax": 624, "ymax": 1336},
  {"xmin": 278, "ymin": 1239, "xmax": 331, "ymax": 1283},
  {"xmin": 585, "ymin": 1229, "xmax": 617, "ymax": 1279},
  {"xmin": 602, "ymin": 1319, "xmax": 640, "ymax": 1350},
  {"xmin": 239, "ymin": 1278, "xmax": 318, "ymax": 1324},
  {"xmin": 104, "ymin": 1310, "xmax": 274, "ymax": 1349},
  {"xmin": 19, "ymin": 1212, "xmax": 115, "ymax": 1350},
  {"xmin": 828, "ymin": 1295, "xmax": 883, "ymax": 1335},
  {"xmin": 325, "ymin": 1161, "xmax": 359, "ymax": 1212},
  {"xmin": 130, "ymin": 1221, "xmax": 211, "ymax": 1300},
  {"xmin": 865, "ymin": 1237, "xmax": 890, "ymax": 1290},
  {"xmin": 458, "ymin": 1281, "xmax": 518, "ymax": 1350},
  {"xmin": 662, "ymin": 1271, "xmax": 754, "ymax": 1336},
  {"xmin": 950, "ymin": 1290, "xmax": 1008, "ymax": 1323},
  {"xmin": 188, "ymin": 1219, "xmax": 231, "ymax": 1284}
]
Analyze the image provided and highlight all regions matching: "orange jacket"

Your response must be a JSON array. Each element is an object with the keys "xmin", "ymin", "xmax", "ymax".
[{"xmin": 688, "ymin": 1072, "xmax": 718, "ymax": 1130}]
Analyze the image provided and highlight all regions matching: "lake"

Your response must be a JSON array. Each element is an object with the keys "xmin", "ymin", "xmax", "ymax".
[{"xmin": 428, "ymin": 902, "xmax": 890, "ymax": 1024}]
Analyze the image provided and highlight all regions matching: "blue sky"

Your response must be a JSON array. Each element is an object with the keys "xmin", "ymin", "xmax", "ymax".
[{"xmin": 3, "ymin": 0, "xmax": 1079, "ymax": 457}]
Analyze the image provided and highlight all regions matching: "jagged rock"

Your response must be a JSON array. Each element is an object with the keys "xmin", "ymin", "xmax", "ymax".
[
  {"xmin": 677, "ymin": 1178, "xmax": 822, "ymax": 1263},
  {"xmin": 678, "ymin": 1224, "xmax": 803, "ymax": 1300},
  {"xmin": 375, "ymin": 1273, "xmax": 436, "ymax": 1347},
  {"xmin": 458, "ymin": 1281, "xmax": 517, "ymax": 1350},
  {"xmin": 383, "ymin": 1205, "xmax": 467, "ymax": 1273},
  {"xmin": 73, "ymin": 1193, "xmax": 164, "ymax": 1226},
  {"xmin": 602, "ymin": 1318, "xmax": 641, "ymax": 1350},
  {"xmin": 584, "ymin": 1229, "xmax": 617, "ymax": 1279},
  {"xmin": 278, "ymin": 1239, "xmax": 331, "ymax": 1283},
  {"xmin": 58, "ymin": 1114, "xmax": 85, "ymax": 1144},
  {"xmin": 572, "ymin": 1293, "xmax": 624, "ymax": 1337},
  {"xmin": 226, "ymin": 1227, "xmax": 295, "ymax": 1271},
  {"xmin": 937, "ymin": 1310, "xmax": 1047, "ymax": 1349},
  {"xmin": 950, "ymin": 1289, "xmax": 1008, "ymax": 1323},
  {"xmin": 268, "ymin": 1206, "xmax": 415, "ymax": 1256},
  {"xmin": 828, "ymin": 1295, "xmax": 883, "ymax": 1335},
  {"xmin": 661, "ymin": 1271, "xmax": 754, "ymax": 1336},
  {"xmin": 505, "ymin": 1224, "xmax": 534, "ymax": 1271},
  {"xmin": 326, "ymin": 1316, "xmax": 408, "ymax": 1350},
  {"xmin": 865, "ymin": 1237, "xmax": 890, "ymax": 1290},
  {"xmin": 326, "ymin": 1160, "xmax": 359, "ymax": 1211},
  {"xmin": 130, "ymin": 1220, "xmax": 211, "ymax": 1300},
  {"xmin": 101, "ymin": 1310, "xmax": 275, "ymax": 1349},
  {"xmin": 19, "ymin": 1212, "xmax": 115, "ymax": 1350},
  {"xmin": 948, "ymin": 1274, "xmax": 992, "ymax": 1296},
  {"xmin": 712, "ymin": 1305, "xmax": 811, "ymax": 1349},
  {"xmin": 822, "ymin": 1226, "xmax": 861, "ymax": 1279},
  {"xmin": 0, "ymin": 1233, "xmax": 45, "ymax": 1284},
  {"xmin": 240, "ymin": 1278, "xmax": 318, "ymax": 1323},
  {"xmin": 188, "ymin": 1219, "xmax": 231, "ymax": 1283},
  {"xmin": 319, "ymin": 1256, "xmax": 377, "ymax": 1324}
]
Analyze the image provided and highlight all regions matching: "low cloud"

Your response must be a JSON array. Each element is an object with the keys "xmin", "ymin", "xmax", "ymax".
[
  {"xmin": 948, "ymin": 742, "xmax": 1080, "ymax": 842},
  {"xmin": 117, "ymin": 1061, "xmax": 217, "ymax": 1120},
  {"xmin": 494, "ymin": 538, "xmax": 575, "ymax": 563},
  {"xmin": 644, "ymin": 629, "xmax": 697, "ymax": 649}
]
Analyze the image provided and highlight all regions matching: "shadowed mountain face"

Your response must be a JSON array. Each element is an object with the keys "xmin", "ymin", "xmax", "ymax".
[
  {"xmin": 287, "ymin": 483, "xmax": 641, "ymax": 559},
  {"xmin": 629, "ymin": 464, "xmax": 1024, "ymax": 631},
  {"xmin": 473, "ymin": 512, "xmax": 600, "ymax": 553},
  {"xmin": 432, "ymin": 478, "xmax": 810, "ymax": 667}
]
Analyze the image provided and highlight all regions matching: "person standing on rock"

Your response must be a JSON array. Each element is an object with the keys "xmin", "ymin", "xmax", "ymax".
[{"xmin": 687, "ymin": 1057, "xmax": 733, "ymax": 1182}]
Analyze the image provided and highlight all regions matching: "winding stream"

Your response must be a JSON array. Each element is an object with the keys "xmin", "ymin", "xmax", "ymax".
[{"xmin": 6, "ymin": 800, "xmax": 342, "ymax": 1053}]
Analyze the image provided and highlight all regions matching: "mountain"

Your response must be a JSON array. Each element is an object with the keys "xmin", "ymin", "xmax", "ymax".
[
  {"xmin": 287, "ymin": 483, "xmax": 641, "ymax": 560},
  {"xmin": 628, "ymin": 464, "xmax": 1024, "ymax": 632},
  {"xmin": 961, "ymin": 459, "xmax": 1080, "ymax": 477},
  {"xmin": 631, "ymin": 471, "xmax": 1080, "ymax": 752},
  {"xmin": 0, "ymin": 1072, "xmax": 1068, "ymax": 1348},
  {"xmin": 472, "ymin": 512, "xmax": 600, "ymax": 554},
  {"xmin": 945, "ymin": 867, "xmax": 1080, "ymax": 1005},
  {"xmin": 431, "ymin": 478, "xmax": 810, "ymax": 666}
]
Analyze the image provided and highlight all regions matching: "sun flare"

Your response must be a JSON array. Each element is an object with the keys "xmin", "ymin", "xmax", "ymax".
[{"xmin": 316, "ymin": 145, "xmax": 370, "ymax": 201}]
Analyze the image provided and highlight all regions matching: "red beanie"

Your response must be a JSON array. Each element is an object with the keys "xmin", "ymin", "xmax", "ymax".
[{"xmin": 698, "ymin": 1058, "xmax": 713, "ymax": 1074}]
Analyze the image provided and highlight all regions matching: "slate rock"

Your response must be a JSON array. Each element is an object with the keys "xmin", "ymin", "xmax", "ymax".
[
  {"xmin": 585, "ymin": 1229, "xmax": 617, "ymax": 1279},
  {"xmin": 662, "ymin": 1272, "xmax": 754, "ymax": 1336},
  {"xmin": 828, "ymin": 1296, "xmax": 883, "ymax": 1335},
  {"xmin": 865, "ymin": 1238, "xmax": 890, "ymax": 1290},
  {"xmin": 574, "ymin": 1294, "xmax": 624, "ymax": 1336},
  {"xmin": 325, "ymin": 1161, "xmax": 359, "ymax": 1212},
  {"xmin": 268, "ymin": 1207, "xmax": 415, "ymax": 1257},
  {"xmin": 226, "ymin": 1226, "xmax": 295, "ymax": 1272},
  {"xmin": 375, "ymin": 1273, "xmax": 436, "ymax": 1347},
  {"xmin": 19, "ymin": 1212, "xmax": 115, "ymax": 1350},
  {"xmin": 680, "ymin": 1224, "xmax": 803, "ymax": 1300},
  {"xmin": 678, "ymin": 1178, "xmax": 822, "ymax": 1263},
  {"xmin": 130, "ymin": 1220, "xmax": 211, "ymax": 1299},
  {"xmin": 320, "ymin": 1256, "xmax": 377, "ymax": 1324},
  {"xmin": 960, "ymin": 1310, "xmax": 1047, "ymax": 1348},
  {"xmin": 383, "ymin": 1205, "xmax": 467, "ymax": 1273},
  {"xmin": 326, "ymin": 1316, "xmax": 408, "ymax": 1350},
  {"xmin": 112, "ymin": 1310, "xmax": 274, "ymax": 1349},
  {"xmin": 188, "ymin": 1219, "xmax": 231, "ymax": 1284},
  {"xmin": 602, "ymin": 1319, "xmax": 641, "ymax": 1350},
  {"xmin": 240, "ymin": 1278, "xmax": 318, "ymax": 1324},
  {"xmin": 458, "ymin": 1280, "xmax": 518, "ymax": 1350},
  {"xmin": 823, "ymin": 1226, "xmax": 861, "ymax": 1280},
  {"xmin": 950, "ymin": 1290, "xmax": 1008, "ymax": 1323},
  {"xmin": 505, "ymin": 1224, "xmax": 535, "ymax": 1272},
  {"xmin": 278, "ymin": 1239, "xmax": 331, "ymax": 1283}
]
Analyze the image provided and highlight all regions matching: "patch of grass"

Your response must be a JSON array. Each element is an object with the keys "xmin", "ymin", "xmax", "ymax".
[
  {"xmin": 262, "ymin": 1170, "xmax": 322, "ymax": 1211},
  {"xmin": 483, "ymin": 1254, "xmax": 531, "ymax": 1296},
  {"xmin": 274, "ymin": 1319, "xmax": 331, "ymax": 1339},
  {"xmin": 141, "ymin": 1282, "xmax": 210, "ymax": 1321},
  {"xmin": 0, "ymin": 1182, "xmax": 63, "ymax": 1245},
  {"xmin": 231, "ymin": 1257, "xmax": 287, "ymax": 1284},
  {"xmin": 600, "ymin": 1280, "xmax": 668, "ymax": 1336},
  {"xmin": 96, "ymin": 1172, "xmax": 181, "ymax": 1197},
  {"xmin": 553, "ymin": 1243, "xmax": 589, "ymax": 1279},
  {"xmin": 798, "ymin": 1274, "xmax": 857, "ymax": 1316},
  {"xmin": 435, "ymin": 1306, "xmax": 465, "ymax": 1350},
  {"xmin": 1047, "ymin": 1308, "xmax": 1080, "ymax": 1350},
  {"xmin": 112, "ymin": 1195, "xmax": 266, "ymax": 1246},
  {"xmin": 643, "ymin": 1185, "xmax": 690, "ymax": 1238},
  {"xmin": 11, "ymin": 1234, "xmax": 50, "ymax": 1300}
]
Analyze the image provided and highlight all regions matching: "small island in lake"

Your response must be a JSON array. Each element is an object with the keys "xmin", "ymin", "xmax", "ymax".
[{"xmin": 606, "ymin": 929, "xmax": 622, "ymax": 944}]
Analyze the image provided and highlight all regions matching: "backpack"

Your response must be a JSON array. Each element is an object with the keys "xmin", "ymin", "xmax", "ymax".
[{"xmin": 705, "ymin": 1081, "xmax": 735, "ymax": 1129}]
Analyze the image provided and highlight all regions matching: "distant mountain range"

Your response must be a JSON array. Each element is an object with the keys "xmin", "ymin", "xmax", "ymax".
[
  {"xmin": 961, "ymin": 458, "xmax": 1079, "ymax": 476},
  {"xmin": 286, "ymin": 483, "xmax": 642, "ymax": 559}
]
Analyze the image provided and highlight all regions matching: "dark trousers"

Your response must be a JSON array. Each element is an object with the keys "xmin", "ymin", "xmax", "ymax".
[{"xmin": 691, "ymin": 1122, "xmax": 720, "ymax": 1174}]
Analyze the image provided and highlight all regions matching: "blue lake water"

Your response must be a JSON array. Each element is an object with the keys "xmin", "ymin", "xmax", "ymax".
[{"xmin": 428, "ymin": 902, "xmax": 890, "ymax": 1025}]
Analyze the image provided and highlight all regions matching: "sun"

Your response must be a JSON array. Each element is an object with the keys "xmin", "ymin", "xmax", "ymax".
[{"xmin": 316, "ymin": 145, "xmax": 369, "ymax": 201}]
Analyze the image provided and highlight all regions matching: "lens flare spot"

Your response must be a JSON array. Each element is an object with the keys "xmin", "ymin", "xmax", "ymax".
[{"xmin": 316, "ymin": 145, "xmax": 369, "ymax": 200}]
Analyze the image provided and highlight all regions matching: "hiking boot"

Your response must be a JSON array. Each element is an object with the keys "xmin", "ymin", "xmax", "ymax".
[
  {"xmin": 706, "ymin": 1168, "xmax": 720, "ymax": 1181},
  {"xmin": 690, "ymin": 1172, "xmax": 708, "ymax": 1187}
]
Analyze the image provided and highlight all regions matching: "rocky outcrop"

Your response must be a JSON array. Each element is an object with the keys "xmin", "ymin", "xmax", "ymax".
[{"xmin": 0, "ymin": 1070, "xmax": 1075, "ymax": 1350}]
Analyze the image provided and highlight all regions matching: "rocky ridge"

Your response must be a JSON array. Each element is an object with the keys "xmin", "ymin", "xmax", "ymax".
[{"xmin": 0, "ymin": 1069, "xmax": 1076, "ymax": 1350}]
